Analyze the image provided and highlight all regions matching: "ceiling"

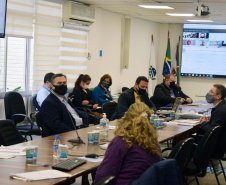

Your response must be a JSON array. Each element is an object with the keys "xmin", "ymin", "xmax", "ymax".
[{"xmin": 73, "ymin": 0, "xmax": 226, "ymax": 24}]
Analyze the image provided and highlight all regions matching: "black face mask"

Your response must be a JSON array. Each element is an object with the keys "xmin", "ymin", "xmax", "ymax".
[
  {"xmin": 53, "ymin": 84, "xmax": 68, "ymax": 95},
  {"xmin": 101, "ymin": 82, "xmax": 109, "ymax": 89},
  {"xmin": 137, "ymin": 87, "xmax": 146, "ymax": 95},
  {"xmin": 169, "ymin": 82, "xmax": 176, "ymax": 89}
]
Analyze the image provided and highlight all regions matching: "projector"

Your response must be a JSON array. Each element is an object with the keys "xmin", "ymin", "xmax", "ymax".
[{"xmin": 196, "ymin": 4, "xmax": 210, "ymax": 16}]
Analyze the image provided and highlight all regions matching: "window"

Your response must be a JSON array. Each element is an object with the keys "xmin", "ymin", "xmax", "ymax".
[{"xmin": 0, "ymin": 36, "xmax": 32, "ymax": 92}]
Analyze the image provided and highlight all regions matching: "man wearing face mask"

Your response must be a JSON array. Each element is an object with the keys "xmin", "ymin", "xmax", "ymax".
[
  {"xmin": 199, "ymin": 84, "xmax": 226, "ymax": 135},
  {"xmin": 111, "ymin": 76, "xmax": 156, "ymax": 121},
  {"xmin": 40, "ymin": 73, "xmax": 89, "ymax": 137},
  {"xmin": 151, "ymin": 73, "xmax": 192, "ymax": 109}
]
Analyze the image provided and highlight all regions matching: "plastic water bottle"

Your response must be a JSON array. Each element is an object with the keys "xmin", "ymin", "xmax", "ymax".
[
  {"xmin": 178, "ymin": 103, "xmax": 183, "ymax": 114},
  {"xmin": 99, "ymin": 113, "xmax": 109, "ymax": 135},
  {"xmin": 53, "ymin": 135, "xmax": 60, "ymax": 158}
]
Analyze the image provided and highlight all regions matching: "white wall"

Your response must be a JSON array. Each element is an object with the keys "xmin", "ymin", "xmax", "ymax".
[{"xmin": 86, "ymin": 8, "xmax": 160, "ymax": 95}]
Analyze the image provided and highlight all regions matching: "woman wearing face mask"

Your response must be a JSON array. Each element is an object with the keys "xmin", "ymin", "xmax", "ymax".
[
  {"xmin": 92, "ymin": 74, "xmax": 115, "ymax": 105},
  {"xmin": 71, "ymin": 74, "xmax": 99, "ymax": 110}
]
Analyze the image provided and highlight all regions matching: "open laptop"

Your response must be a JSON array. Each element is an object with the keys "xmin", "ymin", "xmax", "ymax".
[{"xmin": 156, "ymin": 98, "xmax": 180, "ymax": 115}]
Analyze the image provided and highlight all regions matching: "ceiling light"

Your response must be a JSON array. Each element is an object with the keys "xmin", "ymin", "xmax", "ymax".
[
  {"xmin": 138, "ymin": 5, "xmax": 174, "ymax": 9},
  {"xmin": 166, "ymin": 13, "xmax": 195, "ymax": 17},
  {"xmin": 187, "ymin": 20, "xmax": 213, "ymax": 22}
]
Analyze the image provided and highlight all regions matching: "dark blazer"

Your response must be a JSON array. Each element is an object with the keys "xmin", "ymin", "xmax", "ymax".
[
  {"xmin": 40, "ymin": 93, "xmax": 89, "ymax": 137},
  {"xmin": 71, "ymin": 85, "xmax": 95, "ymax": 109},
  {"xmin": 111, "ymin": 88, "xmax": 156, "ymax": 120},
  {"xmin": 200, "ymin": 100, "xmax": 226, "ymax": 136},
  {"xmin": 151, "ymin": 83, "xmax": 192, "ymax": 109}
]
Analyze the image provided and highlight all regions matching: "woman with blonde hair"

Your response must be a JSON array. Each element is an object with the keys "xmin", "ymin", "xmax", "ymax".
[{"xmin": 94, "ymin": 102, "xmax": 161, "ymax": 185}]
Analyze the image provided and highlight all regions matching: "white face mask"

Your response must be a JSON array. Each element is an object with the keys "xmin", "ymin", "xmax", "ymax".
[{"xmin": 82, "ymin": 84, "xmax": 89, "ymax": 89}]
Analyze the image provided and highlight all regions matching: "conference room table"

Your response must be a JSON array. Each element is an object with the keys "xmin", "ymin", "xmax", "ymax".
[{"xmin": 0, "ymin": 119, "xmax": 199, "ymax": 185}]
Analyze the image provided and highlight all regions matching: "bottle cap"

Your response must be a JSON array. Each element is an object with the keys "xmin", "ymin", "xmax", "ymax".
[
  {"xmin": 55, "ymin": 135, "xmax": 59, "ymax": 139},
  {"xmin": 103, "ymin": 113, "xmax": 106, "ymax": 118}
]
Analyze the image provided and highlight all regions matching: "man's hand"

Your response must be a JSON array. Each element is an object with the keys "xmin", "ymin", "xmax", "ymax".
[
  {"xmin": 180, "ymin": 98, "xmax": 185, "ymax": 103},
  {"xmin": 185, "ymin": 98, "xmax": 192, "ymax": 104},
  {"xmin": 82, "ymin": 100, "xmax": 89, "ymax": 105},
  {"xmin": 93, "ymin": 104, "xmax": 98, "ymax": 109},
  {"xmin": 199, "ymin": 116, "xmax": 209, "ymax": 124}
]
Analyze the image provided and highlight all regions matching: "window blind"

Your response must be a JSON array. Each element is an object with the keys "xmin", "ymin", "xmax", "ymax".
[
  {"xmin": 33, "ymin": 0, "xmax": 61, "ymax": 92},
  {"xmin": 60, "ymin": 28, "xmax": 88, "ymax": 88},
  {"xmin": 6, "ymin": 0, "xmax": 34, "ymax": 38}
]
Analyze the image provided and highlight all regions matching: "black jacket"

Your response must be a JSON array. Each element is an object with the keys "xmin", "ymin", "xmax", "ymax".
[
  {"xmin": 150, "ymin": 83, "xmax": 191, "ymax": 109},
  {"xmin": 71, "ymin": 85, "xmax": 95, "ymax": 109},
  {"xmin": 40, "ymin": 93, "xmax": 89, "ymax": 137},
  {"xmin": 111, "ymin": 88, "xmax": 156, "ymax": 120},
  {"xmin": 200, "ymin": 100, "xmax": 226, "ymax": 136}
]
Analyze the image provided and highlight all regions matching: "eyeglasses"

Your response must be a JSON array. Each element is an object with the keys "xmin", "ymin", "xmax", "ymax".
[{"xmin": 209, "ymin": 90, "xmax": 218, "ymax": 95}]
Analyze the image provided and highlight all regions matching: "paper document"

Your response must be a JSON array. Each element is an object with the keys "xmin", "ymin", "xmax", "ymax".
[
  {"xmin": 109, "ymin": 125, "xmax": 116, "ymax": 130},
  {"xmin": 0, "ymin": 153, "xmax": 15, "ymax": 159},
  {"xmin": 10, "ymin": 169, "xmax": 72, "ymax": 181}
]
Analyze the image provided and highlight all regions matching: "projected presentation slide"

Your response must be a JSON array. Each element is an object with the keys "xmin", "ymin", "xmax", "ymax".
[
  {"xmin": 0, "ymin": 0, "xmax": 7, "ymax": 38},
  {"xmin": 181, "ymin": 24, "xmax": 226, "ymax": 78}
]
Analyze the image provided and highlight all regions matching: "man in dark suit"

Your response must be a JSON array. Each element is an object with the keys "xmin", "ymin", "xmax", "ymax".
[
  {"xmin": 151, "ymin": 73, "xmax": 192, "ymax": 109},
  {"xmin": 199, "ymin": 84, "xmax": 226, "ymax": 135},
  {"xmin": 40, "ymin": 73, "xmax": 89, "ymax": 137},
  {"xmin": 111, "ymin": 76, "xmax": 156, "ymax": 120}
]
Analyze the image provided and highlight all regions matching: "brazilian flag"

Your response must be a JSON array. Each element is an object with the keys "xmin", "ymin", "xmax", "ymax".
[{"xmin": 162, "ymin": 38, "xmax": 171, "ymax": 82}]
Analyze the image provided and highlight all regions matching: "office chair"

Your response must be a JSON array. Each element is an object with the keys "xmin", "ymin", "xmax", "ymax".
[
  {"xmin": 130, "ymin": 159, "xmax": 183, "ymax": 185},
  {"xmin": 0, "ymin": 120, "xmax": 24, "ymax": 146},
  {"xmin": 183, "ymin": 126, "xmax": 221, "ymax": 185},
  {"xmin": 167, "ymin": 137, "xmax": 194, "ymax": 174},
  {"xmin": 4, "ymin": 91, "xmax": 41, "ymax": 140},
  {"xmin": 32, "ymin": 94, "xmax": 41, "ymax": 111},
  {"xmin": 33, "ymin": 111, "xmax": 46, "ymax": 138},
  {"xmin": 122, "ymin": 87, "xmax": 129, "ymax": 92},
  {"xmin": 94, "ymin": 176, "xmax": 116, "ymax": 185},
  {"xmin": 209, "ymin": 130, "xmax": 226, "ymax": 185},
  {"xmin": 102, "ymin": 102, "xmax": 117, "ymax": 120}
]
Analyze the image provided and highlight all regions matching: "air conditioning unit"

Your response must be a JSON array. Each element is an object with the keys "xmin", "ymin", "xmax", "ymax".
[{"xmin": 62, "ymin": 1, "xmax": 95, "ymax": 26}]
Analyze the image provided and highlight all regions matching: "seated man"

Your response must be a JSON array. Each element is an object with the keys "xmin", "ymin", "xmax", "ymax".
[
  {"xmin": 199, "ymin": 84, "xmax": 226, "ymax": 136},
  {"xmin": 151, "ymin": 73, "xmax": 192, "ymax": 109},
  {"xmin": 40, "ymin": 73, "xmax": 89, "ymax": 137},
  {"xmin": 111, "ymin": 76, "xmax": 156, "ymax": 120},
  {"xmin": 36, "ymin": 72, "xmax": 54, "ymax": 107}
]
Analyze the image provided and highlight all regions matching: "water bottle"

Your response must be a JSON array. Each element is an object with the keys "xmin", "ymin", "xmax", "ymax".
[
  {"xmin": 53, "ymin": 135, "xmax": 60, "ymax": 158},
  {"xmin": 99, "ymin": 113, "xmax": 109, "ymax": 135},
  {"xmin": 178, "ymin": 103, "xmax": 183, "ymax": 114}
]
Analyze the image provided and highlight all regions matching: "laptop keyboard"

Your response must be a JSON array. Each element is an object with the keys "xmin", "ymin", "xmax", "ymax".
[{"xmin": 52, "ymin": 158, "xmax": 86, "ymax": 171}]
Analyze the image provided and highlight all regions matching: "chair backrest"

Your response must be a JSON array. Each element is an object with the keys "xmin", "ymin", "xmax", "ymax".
[
  {"xmin": 32, "ymin": 94, "xmax": 41, "ymax": 111},
  {"xmin": 34, "ymin": 111, "xmax": 45, "ymax": 137},
  {"xmin": 4, "ymin": 91, "xmax": 26, "ymax": 124},
  {"xmin": 0, "ymin": 120, "xmax": 24, "ymax": 146},
  {"xmin": 122, "ymin": 87, "xmax": 129, "ymax": 92},
  {"xmin": 102, "ymin": 102, "xmax": 117, "ymax": 120},
  {"xmin": 168, "ymin": 137, "xmax": 194, "ymax": 173},
  {"xmin": 212, "ymin": 128, "xmax": 226, "ymax": 158},
  {"xmin": 94, "ymin": 176, "xmax": 116, "ymax": 185},
  {"xmin": 193, "ymin": 126, "xmax": 221, "ymax": 169}
]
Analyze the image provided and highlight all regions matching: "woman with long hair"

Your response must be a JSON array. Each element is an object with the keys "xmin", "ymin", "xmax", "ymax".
[
  {"xmin": 92, "ymin": 74, "xmax": 115, "ymax": 105},
  {"xmin": 71, "ymin": 74, "xmax": 98, "ymax": 109},
  {"xmin": 94, "ymin": 102, "xmax": 161, "ymax": 185}
]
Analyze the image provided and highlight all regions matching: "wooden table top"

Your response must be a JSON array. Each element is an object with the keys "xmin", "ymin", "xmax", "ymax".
[{"xmin": 1, "ymin": 120, "xmax": 195, "ymax": 185}]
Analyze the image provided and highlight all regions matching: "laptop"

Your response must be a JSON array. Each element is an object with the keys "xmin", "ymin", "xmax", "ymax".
[{"xmin": 156, "ymin": 98, "xmax": 180, "ymax": 115}]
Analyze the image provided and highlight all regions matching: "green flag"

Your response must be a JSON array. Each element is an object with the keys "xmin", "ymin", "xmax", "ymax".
[{"xmin": 162, "ymin": 38, "xmax": 171, "ymax": 82}]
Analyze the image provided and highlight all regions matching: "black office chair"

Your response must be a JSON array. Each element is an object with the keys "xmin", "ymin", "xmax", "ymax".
[
  {"xmin": 32, "ymin": 94, "xmax": 41, "ymax": 111},
  {"xmin": 122, "ymin": 87, "xmax": 129, "ymax": 92},
  {"xmin": 167, "ymin": 137, "xmax": 194, "ymax": 174},
  {"xmin": 209, "ymin": 129, "xmax": 226, "ymax": 185},
  {"xmin": 4, "ymin": 91, "xmax": 41, "ymax": 140},
  {"xmin": 94, "ymin": 176, "xmax": 116, "ymax": 185},
  {"xmin": 183, "ymin": 126, "xmax": 221, "ymax": 185},
  {"xmin": 102, "ymin": 102, "xmax": 117, "ymax": 120},
  {"xmin": 0, "ymin": 120, "xmax": 24, "ymax": 146},
  {"xmin": 33, "ymin": 111, "xmax": 46, "ymax": 138}
]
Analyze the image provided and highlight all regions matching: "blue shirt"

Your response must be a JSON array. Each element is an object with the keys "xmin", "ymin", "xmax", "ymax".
[
  {"xmin": 92, "ymin": 85, "xmax": 113, "ymax": 105},
  {"xmin": 36, "ymin": 85, "xmax": 51, "ymax": 107}
]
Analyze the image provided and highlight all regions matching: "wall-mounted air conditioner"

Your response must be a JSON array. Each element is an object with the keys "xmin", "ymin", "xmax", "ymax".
[{"xmin": 62, "ymin": 1, "xmax": 95, "ymax": 27}]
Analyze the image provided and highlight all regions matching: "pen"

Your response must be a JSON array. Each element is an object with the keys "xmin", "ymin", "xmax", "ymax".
[{"xmin": 27, "ymin": 164, "xmax": 49, "ymax": 167}]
